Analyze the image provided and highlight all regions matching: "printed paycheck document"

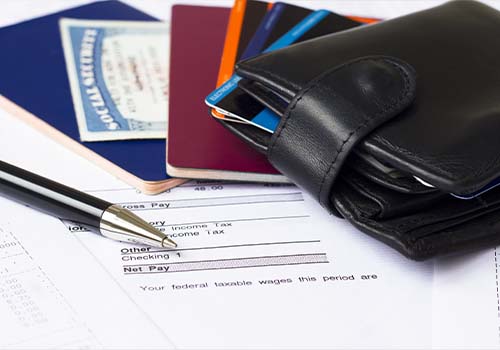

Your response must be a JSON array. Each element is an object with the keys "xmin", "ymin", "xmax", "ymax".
[
  {"xmin": 67, "ymin": 180, "xmax": 500, "ymax": 349},
  {"xmin": 68, "ymin": 182, "xmax": 436, "ymax": 348}
]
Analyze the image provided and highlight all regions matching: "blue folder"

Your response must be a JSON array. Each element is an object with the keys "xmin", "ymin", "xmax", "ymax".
[{"xmin": 0, "ymin": 1, "xmax": 176, "ymax": 192}]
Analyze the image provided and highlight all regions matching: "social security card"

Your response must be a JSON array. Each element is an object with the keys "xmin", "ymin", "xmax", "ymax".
[{"xmin": 60, "ymin": 19, "xmax": 169, "ymax": 142}]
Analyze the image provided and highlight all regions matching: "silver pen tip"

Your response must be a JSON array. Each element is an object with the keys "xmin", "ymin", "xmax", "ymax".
[
  {"xmin": 162, "ymin": 237, "xmax": 177, "ymax": 248},
  {"xmin": 100, "ymin": 205, "xmax": 178, "ymax": 248}
]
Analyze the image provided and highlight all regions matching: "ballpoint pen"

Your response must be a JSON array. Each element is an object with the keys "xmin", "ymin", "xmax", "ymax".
[{"xmin": 0, "ymin": 159, "xmax": 177, "ymax": 248}]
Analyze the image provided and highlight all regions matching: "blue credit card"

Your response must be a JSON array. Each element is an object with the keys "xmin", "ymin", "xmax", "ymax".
[
  {"xmin": 241, "ymin": 2, "xmax": 287, "ymax": 60},
  {"xmin": 451, "ymin": 177, "xmax": 500, "ymax": 199},
  {"xmin": 205, "ymin": 9, "xmax": 332, "ymax": 133},
  {"xmin": 416, "ymin": 174, "xmax": 500, "ymax": 199}
]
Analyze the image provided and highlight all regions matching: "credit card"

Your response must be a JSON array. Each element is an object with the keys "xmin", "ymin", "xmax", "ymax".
[
  {"xmin": 450, "ymin": 178, "xmax": 500, "ymax": 199},
  {"xmin": 211, "ymin": 2, "xmax": 312, "ymax": 122},
  {"xmin": 416, "ymin": 176, "xmax": 500, "ymax": 200},
  {"xmin": 206, "ymin": 10, "xmax": 362, "ymax": 132},
  {"xmin": 216, "ymin": 0, "xmax": 269, "ymax": 86},
  {"xmin": 211, "ymin": 1, "xmax": 312, "ymax": 122},
  {"xmin": 212, "ymin": 0, "xmax": 269, "ymax": 122},
  {"xmin": 241, "ymin": 2, "xmax": 294, "ymax": 60}
]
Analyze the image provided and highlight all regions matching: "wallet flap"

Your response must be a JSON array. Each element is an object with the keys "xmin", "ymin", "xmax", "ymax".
[{"xmin": 267, "ymin": 56, "xmax": 416, "ymax": 206}]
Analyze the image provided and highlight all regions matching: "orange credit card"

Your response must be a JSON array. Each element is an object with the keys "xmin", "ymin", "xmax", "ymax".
[{"xmin": 212, "ymin": 0, "xmax": 269, "ymax": 120}]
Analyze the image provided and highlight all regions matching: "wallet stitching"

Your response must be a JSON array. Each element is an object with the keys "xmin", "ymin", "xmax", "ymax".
[{"xmin": 317, "ymin": 59, "xmax": 412, "ymax": 201}]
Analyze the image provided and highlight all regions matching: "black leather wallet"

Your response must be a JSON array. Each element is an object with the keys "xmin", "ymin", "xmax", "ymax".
[{"xmin": 218, "ymin": 0, "xmax": 500, "ymax": 260}]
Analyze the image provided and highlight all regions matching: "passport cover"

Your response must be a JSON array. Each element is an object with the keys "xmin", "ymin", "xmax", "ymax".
[
  {"xmin": 0, "ymin": 0, "xmax": 184, "ymax": 194},
  {"xmin": 166, "ymin": 4, "xmax": 283, "ymax": 182}
]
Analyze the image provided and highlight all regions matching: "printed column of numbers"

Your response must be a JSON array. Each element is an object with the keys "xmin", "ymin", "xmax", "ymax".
[{"xmin": 0, "ymin": 227, "xmax": 48, "ymax": 329}]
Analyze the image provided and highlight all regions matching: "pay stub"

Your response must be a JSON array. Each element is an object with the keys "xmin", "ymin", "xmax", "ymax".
[{"xmin": 59, "ymin": 180, "xmax": 500, "ymax": 349}]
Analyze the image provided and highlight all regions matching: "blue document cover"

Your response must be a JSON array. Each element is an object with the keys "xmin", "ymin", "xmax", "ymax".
[{"xmin": 0, "ymin": 1, "xmax": 176, "ymax": 191}]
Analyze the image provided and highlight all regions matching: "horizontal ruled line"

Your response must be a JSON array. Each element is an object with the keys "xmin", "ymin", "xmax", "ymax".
[
  {"xmin": 121, "ymin": 240, "xmax": 320, "ymax": 255},
  {"xmin": 130, "ymin": 199, "xmax": 303, "ymax": 211},
  {"xmin": 159, "ymin": 215, "xmax": 310, "ymax": 228},
  {"xmin": 118, "ymin": 192, "xmax": 303, "ymax": 206}
]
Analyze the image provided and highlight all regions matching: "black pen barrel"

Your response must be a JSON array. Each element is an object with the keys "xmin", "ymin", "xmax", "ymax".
[{"xmin": 0, "ymin": 160, "xmax": 111, "ymax": 231}]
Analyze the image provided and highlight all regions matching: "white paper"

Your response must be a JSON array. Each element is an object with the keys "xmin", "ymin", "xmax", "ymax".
[
  {"xmin": 58, "ymin": 181, "xmax": 433, "ymax": 348},
  {"xmin": 0, "ymin": 197, "xmax": 174, "ymax": 348},
  {"xmin": 432, "ymin": 250, "xmax": 500, "ymax": 348}
]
